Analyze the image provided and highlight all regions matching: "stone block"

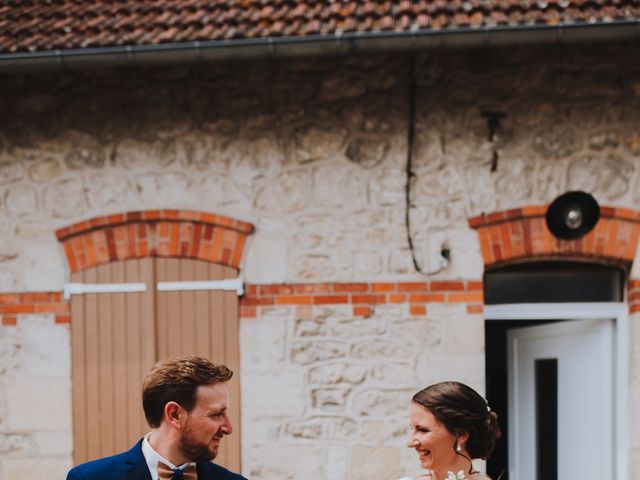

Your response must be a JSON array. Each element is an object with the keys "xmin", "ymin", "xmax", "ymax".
[
  {"xmin": 415, "ymin": 352, "xmax": 484, "ymax": 389},
  {"xmin": 196, "ymin": 174, "xmax": 249, "ymax": 211},
  {"xmin": 371, "ymin": 362, "xmax": 416, "ymax": 386},
  {"xmin": 350, "ymin": 445, "xmax": 403, "ymax": 480},
  {"xmin": 353, "ymin": 389, "xmax": 414, "ymax": 417},
  {"xmin": 331, "ymin": 318, "xmax": 386, "ymax": 338},
  {"xmin": 294, "ymin": 318, "xmax": 329, "ymax": 337},
  {"xmin": 7, "ymin": 314, "xmax": 70, "ymax": 377},
  {"xmin": 28, "ymin": 158, "xmax": 62, "ymax": 181},
  {"xmin": 443, "ymin": 315, "xmax": 485, "ymax": 354},
  {"xmin": 6, "ymin": 377, "xmax": 71, "ymax": 431},
  {"xmin": 291, "ymin": 341, "xmax": 348, "ymax": 365},
  {"xmin": 241, "ymin": 369, "xmax": 305, "ymax": 417},
  {"xmin": 311, "ymin": 388, "xmax": 351, "ymax": 411},
  {"xmin": 244, "ymin": 230, "xmax": 288, "ymax": 284},
  {"xmin": 43, "ymin": 178, "xmax": 86, "ymax": 218},
  {"xmin": 0, "ymin": 338, "xmax": 21, "ymax": 376},
  {"xmin": 2, "ymin": 458, "xmax": 72, "ymax": 480},
  {"xmin": 136, "ymin": 172, "xmax": 191, "ymax": 205},
  {"xmin": 351, "ymin": 250, "xmax": 383, "ymax": 277},
  {"xmin": 311, "ymin": 305, "xmax": 353, "ymax": 321},
  {"xmin": 0, "ymin": 433, "xmax": 33, "ymax": 456},
  {"xmin": 567, "ymin": 154, "xmax": 633, "ymax": 202},
  {"xmin": 445, "ymin": 228, "xmax": 485, "ymax": 279},
  {"xmin": 0, "ymin": 159, "xmax": 24, "ymax": 184},
  {"xmin": 14, "ymin": 221, "xmax": 51, "ymax": 240},
  {"xmin": 308, "ymin": 363, "xmax": 367, "ymax": 385},
  {"xmin": 240, "ymin": 314, "xmax": 286, "ymax": 371},
  {"xmin": 351, "ymin": 339, "xmax": 410, "ymax": 362},
  {"xmin": 389, "ymin": 319, "xmax": 442, "ymax": 351},
  {"xmin": 284, "ymin": 416, "xmax": 357, "ymax": 441},
  {"xmin": 346, "ymin": 137, "xmax": 390, "ymax": 169},
  {"xmin": 243, "ymin": 444, "xmax": 325, "ymax": 480},
  {"xmin": 5, "ymin": 185, "xmax": 37, "ymax": 218},
  {"xmin": 85, "ymin": 174, "xmax": 135, "ymax": 209},
  {"xmin": 326, "ymin": 445, "xmax": 349, "ymax": 480},
  {"xmin": 22, "ymin": 242, "xmax": 65, "ymax": 292},
  {"xmin": 369, "ymin": 167, "xmax": 405, "ymax": 206},
  {"xmin": 287, "ymin": 125, "xmax": 347, "ymax": 164},
  {"xmin": 240, "ymin": 416, "xmax": 282, "ymax": 443},
  {"xmin": 312, "ymin": 162, "xmax": 368, "ymax": 207},
  {"xmin": 255, "ymin": 170, "xmax": 311, "ymax": 214},
  {"xmin": 33, "ymin": 431, "xmax": 72, "ymax": 456},
  {"xmin": 291, "ymin": 254, "xmax": 336, "ymax": 281},
  {"xmin": 360, "ymin": 420, "xmax": 390, "ymax": 444}
]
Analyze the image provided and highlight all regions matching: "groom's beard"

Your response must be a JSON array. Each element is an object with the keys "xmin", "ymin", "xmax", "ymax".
[{"xmin": 178, "ymin": 423, "xmax": 221, "ymax": 463}]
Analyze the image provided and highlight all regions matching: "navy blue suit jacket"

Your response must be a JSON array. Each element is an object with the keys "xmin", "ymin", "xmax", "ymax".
[{"xmin": 66, "ymin": 440, "xmax": 247, "ymax": 480}]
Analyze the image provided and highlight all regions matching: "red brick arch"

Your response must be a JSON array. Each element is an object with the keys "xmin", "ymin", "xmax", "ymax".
[
  {"xmin": 468, "ymin": 205, "xmax": 640, "ymax": 268},
  {"xmin": 55, "ymin": 210, "xmax": 255, "ymax": 273}
]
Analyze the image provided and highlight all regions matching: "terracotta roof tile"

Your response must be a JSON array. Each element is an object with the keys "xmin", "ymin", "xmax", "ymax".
[{"xmin": 0, "ymin": 0, "xmax": 639, "ymax": 54}]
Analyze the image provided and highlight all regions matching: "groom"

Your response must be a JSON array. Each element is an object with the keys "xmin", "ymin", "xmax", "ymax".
[{"xmin": 66, "ymin": 356, "xmax": 247, "ymax": 480}]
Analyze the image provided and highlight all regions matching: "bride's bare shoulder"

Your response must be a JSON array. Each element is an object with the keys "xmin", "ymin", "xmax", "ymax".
[{"xmin": 469, "ymin": 473, "xmax": 492, "ymax": 480}]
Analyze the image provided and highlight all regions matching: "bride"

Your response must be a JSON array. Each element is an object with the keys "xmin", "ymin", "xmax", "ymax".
[{"xmin": 400, "ymin": 381, "xmax": 502, "ymax": 480}]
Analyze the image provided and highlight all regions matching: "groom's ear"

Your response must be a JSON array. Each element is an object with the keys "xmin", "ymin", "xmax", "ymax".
[{"xmin": 164, "ymin": 401, "xmax": 183, "ymax": 428}]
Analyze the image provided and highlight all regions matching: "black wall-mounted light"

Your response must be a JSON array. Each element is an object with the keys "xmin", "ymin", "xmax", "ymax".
[{"xmin": 545, "ymin": 191, "xmax": 600, "ymax": 240}]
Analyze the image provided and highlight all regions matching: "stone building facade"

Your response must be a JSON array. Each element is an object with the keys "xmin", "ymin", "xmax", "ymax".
[{"xmin": 1, "ymin": 43, "xmax": 640, "ymax": 479}]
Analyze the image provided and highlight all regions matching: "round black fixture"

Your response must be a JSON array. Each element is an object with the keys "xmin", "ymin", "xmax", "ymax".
[{"xmin": 546, "ymin": 191, "xmax": 600, "ymax": 240}]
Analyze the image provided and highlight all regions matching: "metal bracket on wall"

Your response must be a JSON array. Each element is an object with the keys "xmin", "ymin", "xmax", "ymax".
[
  {"xmin": 63, "ymin": 282, "xmax": 147, "ymax": 300},
  {"xmin": 156, "ymin": 277, "xmax": 244, "ymax": 295}
]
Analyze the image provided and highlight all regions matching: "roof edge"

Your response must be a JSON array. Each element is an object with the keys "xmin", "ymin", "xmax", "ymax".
[{"xmin": 1, "ymin": 21, "xmax": 639, "ymax": 73}]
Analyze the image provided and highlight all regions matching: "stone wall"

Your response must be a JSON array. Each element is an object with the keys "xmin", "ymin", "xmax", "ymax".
[
  {"xmin": 240, "ymin": 300, "xmax": 485, "ymax": 480},
  {"xmin": 0, "ymin": 315, "xmax": 72, "ymax": 480},
  {"xmin": 1, "ymin": 43, "xmax": 640, "ymax": 479}
]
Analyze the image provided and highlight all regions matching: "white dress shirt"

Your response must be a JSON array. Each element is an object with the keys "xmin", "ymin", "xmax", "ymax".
[{"xmin": 141, "ymin": 432, "xmax": 196, "ymax": 480}]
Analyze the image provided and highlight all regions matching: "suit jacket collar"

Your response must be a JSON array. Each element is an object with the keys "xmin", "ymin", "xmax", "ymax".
[
  {"xmin": 124, "ymin": 440, "xmax": 153, "ymax": 480},
  {"xmin": 121, "ymin": 439, "xmax": 234, "ymax": 480}
]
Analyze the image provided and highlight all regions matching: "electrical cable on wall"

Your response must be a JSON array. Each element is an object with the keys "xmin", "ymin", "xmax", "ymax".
[{"xmin": 404, "ymin": 54, "xmax": 450, "ymax": 276}]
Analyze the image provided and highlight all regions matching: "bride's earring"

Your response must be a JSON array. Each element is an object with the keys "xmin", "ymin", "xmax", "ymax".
[{"xmin": 455, "ymin": 441, "xmax": 462, "ymax": 453}]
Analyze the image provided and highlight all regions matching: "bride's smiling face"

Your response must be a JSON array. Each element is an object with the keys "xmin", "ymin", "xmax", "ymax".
[{"xmin": 407, "ymin": 402, "xmax": 459, "ymax": 472}]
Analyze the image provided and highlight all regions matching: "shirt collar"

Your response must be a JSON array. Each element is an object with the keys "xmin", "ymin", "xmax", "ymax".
[{"xmin": 141, "ymin": 432, "xmax": 196, "ymax": 480}]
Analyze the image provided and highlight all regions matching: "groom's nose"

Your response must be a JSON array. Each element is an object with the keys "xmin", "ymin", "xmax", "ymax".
[{"xmin": 220, "ymin": 414, "xmax": 233, "ymax": 435}]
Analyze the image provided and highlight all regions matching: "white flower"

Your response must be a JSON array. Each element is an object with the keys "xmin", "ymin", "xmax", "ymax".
[{"xmin": 447, "ymin": 471, "xmax": 467, "ymax": 480}]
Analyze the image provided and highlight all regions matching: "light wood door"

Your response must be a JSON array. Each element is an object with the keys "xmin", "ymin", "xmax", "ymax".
[
  {"xmin": 155, "ymin": 258, "xmax": 240, "ymax": 471},
  {"xmin": 70, "ymin": 258, "xmax": 240, "ymax": 472}
]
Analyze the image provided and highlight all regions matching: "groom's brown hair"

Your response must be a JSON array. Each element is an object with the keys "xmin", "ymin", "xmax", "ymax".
[{"xmin": 142, "ymin": 355, "xmax": 232, "ymax": 427}]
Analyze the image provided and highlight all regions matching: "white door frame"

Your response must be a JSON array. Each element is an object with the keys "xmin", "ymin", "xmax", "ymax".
[{"xmin": 484, "ymin": 302, "xmax": 629, "ymax": 480}]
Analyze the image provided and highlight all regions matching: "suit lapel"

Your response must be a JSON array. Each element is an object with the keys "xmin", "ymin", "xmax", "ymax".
[
  {"xmin": 124, "ymin": 440, "xmax": 153, "ymax": 480},
  {"xmin": 196, "ymin": 461, "xmax": 215, "ymax": 479}
]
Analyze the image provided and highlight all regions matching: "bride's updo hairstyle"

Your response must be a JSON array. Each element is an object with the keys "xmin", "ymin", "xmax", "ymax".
[{"xmin": 412, "ymin": 381, "xmax": 501, "ymax": 460}]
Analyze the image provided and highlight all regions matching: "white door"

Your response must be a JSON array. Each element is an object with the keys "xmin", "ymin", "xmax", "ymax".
[{"xmin": 507, "ymin": 319, "xmax": 613, "ymax": 480}]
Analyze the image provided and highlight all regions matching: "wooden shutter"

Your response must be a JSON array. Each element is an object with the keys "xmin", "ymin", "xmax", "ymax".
[
  {"xmin": 70, "ymin": 258, "xmax": 240, "ymax": 472},
  {"xmin": 155, "ymin": 258, "xmax": 240, "ymax": 471}
]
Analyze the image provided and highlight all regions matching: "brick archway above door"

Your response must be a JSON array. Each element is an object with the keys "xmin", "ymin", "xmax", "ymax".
[
  {"xmin": 56, "ymin": 210, "xmax": 255, "ymax": 273},
  {"xmin": 468, "ymin": 205, "xmax": 640, "ymax": 268}
]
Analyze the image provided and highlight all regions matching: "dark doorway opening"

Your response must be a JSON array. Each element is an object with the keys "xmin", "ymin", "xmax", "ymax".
[
  {"xmin": 483, "ymin": 260, "xmax": 624, "ymax": 479},
  {"xmin": 485, "ymin": 319, "xmax": 559, "ymax": 480}
]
